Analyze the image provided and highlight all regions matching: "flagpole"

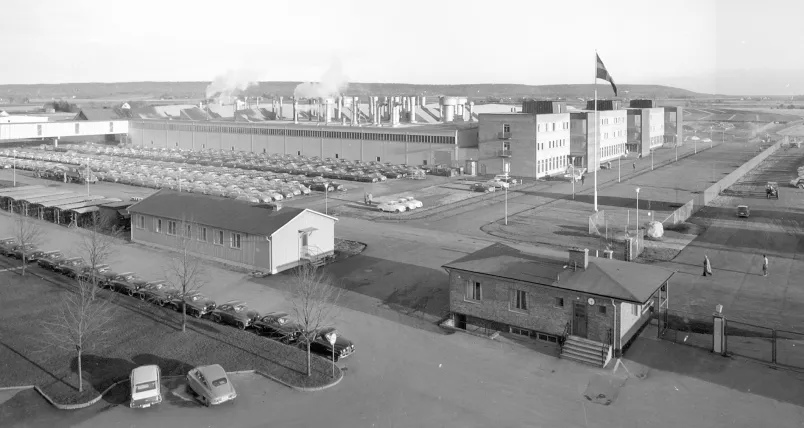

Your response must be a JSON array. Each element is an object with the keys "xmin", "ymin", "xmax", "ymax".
[{"xmin": 593, "ymin": 50, "xmax": 598, "ymax": 212}]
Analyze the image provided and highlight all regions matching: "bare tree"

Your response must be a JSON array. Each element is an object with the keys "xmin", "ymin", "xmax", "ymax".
[
  {"xmin": 289, "ymin": 263, "xmax": 342, "ymax": 377},
  {"xmin": 77, "ymin": 215, "xmax": 121, "ymax": 296},
  {"xmin": 9, "ymin": 203, "xmax": 44, "ymax": 276},
  {"xmin": 165, "ymin": 217, "xmax": 206, "ymax": 333},
  {"xmin": 40, "ymin": 278, "xmax": 115, "ymax": 392}
]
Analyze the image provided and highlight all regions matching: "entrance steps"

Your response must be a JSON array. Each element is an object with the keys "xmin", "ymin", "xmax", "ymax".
[{"xmin": 560, "ymin": 335, "xmax": 610, "ymax": 367}]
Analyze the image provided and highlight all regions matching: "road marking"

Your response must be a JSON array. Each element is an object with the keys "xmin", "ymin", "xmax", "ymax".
[{"xmin": 728, "ymin": 114, "xmax": 736, "ymax": 120}]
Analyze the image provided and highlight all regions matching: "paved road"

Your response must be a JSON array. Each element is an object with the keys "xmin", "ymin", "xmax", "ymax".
[{"xmin": 657, "ymin": 149, "xmax": 804, "ymax": 330}]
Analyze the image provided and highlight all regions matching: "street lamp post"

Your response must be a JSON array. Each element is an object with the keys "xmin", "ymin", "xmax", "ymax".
[
  {"xmin": 570, "ymin": 157, "xmax": 576, "ymax": 200},
  {"xmin": 85, "ymin": 164, "xmax": 90, "ymax": 196},
  {"xmin": 635, "ymin": 187, "xmax": 641, "ymax": 233},
  {"xmin": 12, "ymin": 150, "xmax": 17, "ymax": 187},
  {"xmin": 674, "ymin": 136, "xmax": 678, "ymax": 162},
  {"xmin": 651, "ymin": 149, "xmax": 654, "ymax": 171},
  {"xmin": 618, "ymin": 156, "xmax": 621, "ymax": 183},
  {"xmin": 504, "ymin": 183, "xmax": 508, "ymax": 225},
  {"xmin": 178, "ymin": 168, "xmax": 182, "ymax": 192},
  {"xmin": 325, "ymin": 186, "xmax": 329, "ymax": 215}
]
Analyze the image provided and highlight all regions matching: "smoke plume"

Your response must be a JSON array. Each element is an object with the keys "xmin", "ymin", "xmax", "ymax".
[
  {"xmin": 293, "ymin": 59, "xmax": 349, "ymax": 99},
  {"xmin": 205, "ymin": 69, "xmax": 261, "ymax": 100}
]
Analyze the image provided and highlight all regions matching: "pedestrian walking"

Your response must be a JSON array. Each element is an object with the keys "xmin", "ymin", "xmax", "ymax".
[
  {"xmin": 632, "ymin": 162, "xmax": 636, "ymax": 171},
  {"xmin": 581, "ymin": 175, "xmax": 585, "ymax": 186},
  {"xmin": 762, "ymin": 254, "xmax": 769, "ymax": 277},
  {"xmin": 363, "ymin": 193, "xmax": 367, "ymax": 205},
  {"xmin": 367, "ymin": 193, "xmax": 373, "ymax": 206},
  {"xmin": 703, "ymin": 255, "xmax": 713, "ymax": 277}
]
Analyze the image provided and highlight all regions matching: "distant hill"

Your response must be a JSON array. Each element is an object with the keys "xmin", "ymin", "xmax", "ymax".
[{"xmin": 0, "ymin": 81, "xmax": 711, "ymax": 105}]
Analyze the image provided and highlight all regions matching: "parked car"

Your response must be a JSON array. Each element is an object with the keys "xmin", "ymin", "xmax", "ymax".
[
  {"xmin": 486, "ymin": 179, "xmax": 510, "ymax": 189},
  {"xmin": 470, "ymin": 183, "xmax": 496, "ymax": 193},
  {"xmin": 209, "ymin": 300, "xmax": 260, "ymax": 329},
  {"xmin": 253, "ymin": 312, "xmax": 302, "ymax": 343},
  {"xmin": 168, "ymin": 291, "xmax": 217, "ymax": 318},
  {"xmin": 136, "ymin": 281, "xmax": 179, "ymax": 306},
  {"xmin": 77, "ymin": 264, "xmax": 111, "ymax": 283},
  {"xmin": 37, "ymin": 251, "xmax": 66, "ymax": 270},
  {"xmin": 53, "ymin": 258, "xmax": 84, "ymax": 276},
  {"xmin": 494, "ymin": 175, "xmax": 519, "ymax": 186},
  {"xmin": 186, "ymin": 364, "xmax": 236, "ymax": 407},
  {"xmin": 400, "ymin": 196, "xmax": 423, "ymax": 209},
  {"xmin": 737, "ymin": 205, "xmax": 750, "ymax": 218},
  {"xmin": 20, "ymin": 249, "xmax": 57, "ymax": 263},
  {"xmin": 377, "ymin": 201, "xmax": 407, "ymax": 213},
  {"xmin": 301, "ymin": 327, "xmax": 355, "ymax": 362},
  {"xmin": 108, "ymin": 272, "xmax": 144, "ymax": 295},
  {"xmin": 129, "ymin": 365, "xmax": 162, "ymax": 409},
  {"xmin": 9, "ymin": 244, "xmax": 37, "ymax": 260},
  {"xmin": 394, "ymin": 198, "xmax": 419, "ymax": 211},
  {"xmin": 790, "ymin": 177, "xmax": 804, "ymax": 189},
  {"xmin": 0, "ymin": 237, "xmax": 17, "ymax": 256}
]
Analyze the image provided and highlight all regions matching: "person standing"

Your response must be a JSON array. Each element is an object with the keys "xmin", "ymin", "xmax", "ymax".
[
  {"xmin": 632, "ymin": 162, "xmax": 636, "ymax": 171},
  {"xmin": 762, "ymin": 254, "xmax": 769, "ymax": 277},
  {"xmin": 703, "ymin": 255, "xmax": 713, "ymax": 277},
  {"xmin": 581, "ymin": 175, "xmax": 585, "ymax": 186}
]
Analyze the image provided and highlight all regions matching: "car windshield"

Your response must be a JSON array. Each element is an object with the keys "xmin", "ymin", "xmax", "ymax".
[
  {"xmin": 190, "ymin": 295, "xmax": 201, "ymax": 302},
  {"xmin": 277, "ymin": 317, "xmax": 287, "ymax": 325},
  {"xmin": 234, "ymin": 305, "xmax": 246, "ymax": 312},
  {"xmin": 324, "ymin": 332, "xmax": 336, "ymax": 342},
  {"xmin": 135, "ymin": 381, "xmax": 156, "ymax": 393},
  {"xmin": 211, "ymin": 377, "xmax": 228, "ymax": 387}
]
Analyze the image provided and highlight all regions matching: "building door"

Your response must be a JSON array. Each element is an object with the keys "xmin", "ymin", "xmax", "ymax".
[
  {"xmin": 502, "ymin": 161, "xmax": 510, "ymax": 174},
  {"xmin": 454, "ymin": 313, "xmax": 467, "ymax": 330},
  {"xmin": 300, "ymin": 232, "xmax": 309, "ymax": 258},
  {"xmin": 572, "ymin": 302, "xmax": 588, "ymax": 338}
]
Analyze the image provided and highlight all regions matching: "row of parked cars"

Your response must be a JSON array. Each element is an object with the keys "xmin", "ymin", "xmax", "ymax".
[
  {"xmin": 60, "ymin": 143, "xmax": 427, "ymax": 183},
  {"xmin": 0, "ymin": 236, "xmax": 355, "ymax": 407},
  {"xmin": 469, "ymin": 174, "xmax": 520, "ymax": 193}
]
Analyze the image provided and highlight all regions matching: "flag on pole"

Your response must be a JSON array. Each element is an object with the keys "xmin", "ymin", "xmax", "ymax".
[{"xmin": 595, "ymin": 53, "xmax": 617, "ymax": 96}]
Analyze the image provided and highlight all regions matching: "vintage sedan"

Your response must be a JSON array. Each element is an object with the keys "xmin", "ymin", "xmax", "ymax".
[
  {"xmin": 0, "ymin": 237, "xmax": 17, "ymax": 256},
  {"xmin": 9, "ymin": 244, "xmax": 37, "ymax": 260},
  {"xmin": 209, "ymin": 300, "xmax": 260, "ymax": 330},
  {"xmin": 37, "ymin": 251, "xmax": 66, "ymax": 270},
  {"xmin": 54, "ymin": 258, "xmax": 85, "ymax": 276},
  {"xmin": 470, "ymin": 183, "xmax": 496, "ymax": 193},
  {"xmin": 377, "ymin": 201, "xmax": 407, "ymax": 213},
  {"xmin": 107, "ymin": 272, "xmax": 144, "ymax": 295},
  {"xmin": 186, "ymin": 364, "xmax": 236, "ymax": 407},
  {"xmin": 486, "ymin": 179, "xmax": 510, "ymax": 189},
  {"xmin": 253, "ymin": 312, "xmax": 302, "ymax": 343},
  {"xmin": 21, "ymin": 249, "xmax": 58, "ymax": 263},
  {"xmin": 129, "ymin": 365, "xmax": 162, "ymax": 409},
  {"xmin": 77, "ymin": 264, "xmax": 112, "ymax": 283},
  {"xmin": 136, "ymin": 281, "xmax": 179, "ymax": 306},
  {"xmin": 393, "ymin": 198, "xmax": 419, "ymax": 211},
  {"xmin": 168, "ymin": 291, "xmax": 217, "ymax": 318},
  {"xmin": 302, "ymin": 327, "xmax": 355, "ymax": 362},
  {"xmin": 400, "ymin": 196, "xmax": 423, "ymax": 208}
]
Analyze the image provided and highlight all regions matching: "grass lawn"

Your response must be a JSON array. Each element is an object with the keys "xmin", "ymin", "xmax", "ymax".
[{"xmin": 0, "ymin": 270, "xmax": 340, "ymax": 405}]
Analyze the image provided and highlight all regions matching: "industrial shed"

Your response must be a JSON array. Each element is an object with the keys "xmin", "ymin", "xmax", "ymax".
[
  {"xmin": 128, "ymin": 189, "xmax": 338, "ymax": 274},
  {"xmin": 97, "ymin": 200, "xmax": 133, "ymax": 231}
]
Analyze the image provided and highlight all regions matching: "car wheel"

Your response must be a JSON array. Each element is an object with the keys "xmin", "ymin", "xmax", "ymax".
[
  {"xmin": 212, "ymin": 315, "xmax": 222, "ymax": 324},
  {"xmin": 395, "ymin": 209, "xmax": 401, "ymax": 213},
  {"xmin": 193, "ymin": 311, "xmax": 201, "ymax": 318},
  {"xmin": 127, "ymin": 289, "xmax": 134, "ymax": 296},
  {"xmin": 138, "ymin": 293, "xmax": 145, "ymax": 301},
  {"xmin": 798, "ymin": 184, "xmax": 804, "ymax": 190},
  {"xmin": 159, "ymin": 299, "xmax": 166, "ymax": 307},
  {"xmin": 236, "ymin": 322, "xmax": 245, "ymax": 330}
]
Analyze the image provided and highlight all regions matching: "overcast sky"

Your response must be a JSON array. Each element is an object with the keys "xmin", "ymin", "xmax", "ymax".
[{"xmin": 1, "ymin": 0, "xmax": 802, "ymax": 95}]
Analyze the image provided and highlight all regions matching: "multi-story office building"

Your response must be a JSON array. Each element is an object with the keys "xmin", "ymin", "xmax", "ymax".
[
  {"xmin": 626, "ymin": 100, "xmax": 665, "ymax": 156},
  {"xmin": 569, "ymin": 100, "xmax": 628, "ymax": 172},
  {"xmin": 477, "ymin": 101, "xmax": 571, "ymax": 178},
  {"xmin": 662, "ymin": 106, "xmax": 684, "ymax": 145}
]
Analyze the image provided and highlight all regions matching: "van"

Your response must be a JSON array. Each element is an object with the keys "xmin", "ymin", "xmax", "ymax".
[{"xmin": 130, "ymin": 365, "xmax": 162, "ymax": 408}]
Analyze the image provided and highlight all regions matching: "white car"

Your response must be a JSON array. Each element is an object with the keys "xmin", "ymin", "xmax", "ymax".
[
  {"xmin": 377, "ymin": 201, "xmax": 407, "ymax": 213},
  {"xmin": 486, "ymin": 179, "xmax": 510, "ymax": 189},
  {"xmin": 130, "ymin": 365, "xmax": 162, "ymax": 409},
  {"xmin": 394, "ymin": 199, "xmax": 418, "ymax": 210},
  {"xmin": 400, "ymin": 196, "xmax": 423, "ymax": 208}
]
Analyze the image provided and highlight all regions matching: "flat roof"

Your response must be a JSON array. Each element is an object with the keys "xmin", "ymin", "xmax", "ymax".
[
  {"xmin": 131, "ymin": 118, "xmax": 473, "ymax": 135},
  {"xmin": 24, "ymin": 192, "xmax": 79, "ymax": 204},
  {"xmin": 59, "ymin": 198, "xmax": 122, "ymax": 211},
  {"xmin": 5, "ymin": 189, "xmax": 70, "ymax": 201},
  {"xmin": 45, "ymin": 195, "xmax": 106, "ymax": 209},
  {"xmin": 0, "ymin": 185, "xmax": 47, "ymax": 195}
]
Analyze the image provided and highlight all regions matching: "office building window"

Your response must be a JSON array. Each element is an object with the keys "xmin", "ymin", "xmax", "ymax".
[
  {"xmin": 465, "ymin": 280, "xmax": 482, "ymax": 301},
  {"xmin": 511, "ymin": 289, "xmax": 528, "ymax": 311},
  {"xmin": 184, "ymin": 224, "xmax": 192, "ymax": 238},
  {"xmin": 503, "ymin": 124, "xmax": 511, "ymax": 133},
  {"xmin": 230, "ymin": 233, "xmax": 242, "ymax": 249}
]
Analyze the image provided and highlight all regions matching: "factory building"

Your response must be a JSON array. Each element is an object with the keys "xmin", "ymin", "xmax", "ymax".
[
  {"xmin": 626, "ymin": 100, "xmax": 665, "ymax": 156},
  {"xmin": 661, "ymin": 106, "xmax": 684, "ymax": 146},
  {"xmin": 476, "ymin": 101, "xmax": 571, "ymax": 178},
  {"xmin": 128, "ymin": 95, "xmax": 481, "ymax": 167},
  {"xmin": 569, "ymin": 100, "xmax": 628, "ymax": 171}
]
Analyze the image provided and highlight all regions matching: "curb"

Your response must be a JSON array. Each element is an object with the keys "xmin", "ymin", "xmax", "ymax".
[
  {"xmin": 33, "ymin": 378, "xmax": 128, "ymax": 410},
  {"xmin": 0, "ymin": 385, "xmax": 34, "ymax": 392},
  {"xmin": 229, "ymin": 369, "xmax": 344, "ymax": 392}
]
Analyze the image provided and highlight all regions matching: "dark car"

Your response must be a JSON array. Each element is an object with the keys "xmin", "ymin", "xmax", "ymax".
[
  {"xmin": 9, "ymin": 244, "xmax": 37, "ymax": 260},
  {"xmin": 37, "ymin": 251, "xmax": 66, "ymax": 270},
  {"xmin": 135, "ymin": 281, "xmax": 179, "ymax": 306},
  {"xmin": 209, "ymin": 300, "xmax": 260, "ymax": 330},
  {"xmin": 168, "ymin": 291, "xmax": 217, "ymax": 318},
  {"xmin": 0, "ymin": 238, "xmax": 17, "ymax": 256},
  {"xmin": 54, "ymin": 258, "xmax": 85, "ymax": 276},
  {"xmin": 20, "ymin": 249, "xmax": 56, "ymax": 263},
  {"xmin": 108, "ymin": 272, "xmax": 144, "ymax": 295},
  {"xmin": 470, "ymin": 183, "xmax": 495, "ymax": 193},
  {"xmin": 301, "ymin": 327, "xmax": 355, "ymax": 362},
  {"xmin": 77, "ymin": 264, "xmax": 111, "ymax": 283},
  {"xmin": 307, "ymin": 182, "xmax": 334, "ymax": 192},
  {"xmin": 253, "ymin": 312, "xmax": 302, "ymax": 343}
]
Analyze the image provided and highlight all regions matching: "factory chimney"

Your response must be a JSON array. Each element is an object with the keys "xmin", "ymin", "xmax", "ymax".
[
  {"xmin": 279, "ymin": 96, "xmax": 284, "ymax": 119},
  {"xmin": 352, "ymin": 96, "xmax": 359, "ymax": 126},
  {"xmin": 468, "ymin": 101, "xmax": 475, "ymax": 122},
  {"xmin": 309, "ymin": 99, "xmax": 314, "ymax": 122},
  {"xmin": 293, "ymin": 98, "xmax": 299, "ymax": 124},
  {"xmin": 336, "ymin": 96, "xmax": 343, "ymax": 120},
  {"xmin": 409, "ymin": 97, "xmax": 417, "ymax": 123},
  {"xmin": 324, "ymin": 98, "xmax": 333, "ymax": 124}
]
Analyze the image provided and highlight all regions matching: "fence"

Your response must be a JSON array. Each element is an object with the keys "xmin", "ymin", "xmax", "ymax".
[
  {"xmin": 661, "ymin": 200, "xmax": 694, "ymax": 227},
  {"xmin": 656, "ymin": 309, "xmax": 804, "ymax": 370},
  {"xmin": 588, "ymin": 210, "xmax": 605, "ymax": 236}
]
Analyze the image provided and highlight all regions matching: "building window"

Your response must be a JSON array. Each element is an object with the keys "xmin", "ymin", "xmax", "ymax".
[
  {"xmin": 631, "ymin": 303, "xmax": 639, "ymax": 316},
  {"xmin": 167, "ymin": 220, "xmax": 177, "ymax": 235},
  {"xmin": 297, "ymin": 151, "xmax": 301, "ymax": 156},
  {"xmin": 422, "ymin": 159, "xmax": 428, "ymax": 165},
  {"xmin": 198, "ymin": 226, "xmax": 207, "ymax": 242},
  {"xmin": 465, "ymin": 280, "xmax": 481, "ymax": 301},
  {"xmin": 376, "ymin": 156, "xmax": 381, "ymax": 162},
  {"xmin": 510, "ymin": 326, "xmax": 530, "ymax": 337},
  {"xmin": 537, "ymin": 333, "xmax": 558, "ymax": 344},
  {"xmin": 214, "ymin": 230, "xmax": 224, "ymax": 245},
  {"xmin": 335, "ymin": 154, "xmax": 339, "ymax": 159},
  {"xmin": 230, "ymin": 233, "xmax": 242, "ymax": 249},
  {"xmin": 184, "ymin": 224, "xmax": 192, "ymax": 238},
  {"xmin": 75, "ymin": 123, "xmax": 80, "ymax": 134},
  {"xmin": 555, "ymin": 297, "xmax": 564, "ymax": 307},
  {"xmin": 135, "ymin": 215, "xmax": 145, "ymax": 229},
  {"xmin": 511, "ymin": 289, "xmax": 528, "ymax": 311},
  {"xmin": 503, "ymin": 123, "xmax": 510, "ymax": 133},
  {"xmin": 599, "ymin": 306, "xmax": 607, "ymax": 314},
  {"xmin": 155, "ymin": 219, "xmax": 163, "ymax": 233}
]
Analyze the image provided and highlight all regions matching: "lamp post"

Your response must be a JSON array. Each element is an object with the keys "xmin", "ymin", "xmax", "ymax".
[
  {"xmin": 674, "ymin": 136, "xmax": 678, "ymax": 161},
  {"xmin": 651, "ymin": 149, "xmax": 654, "ymax": 171},
  {"xmin": 570, "ymin": 157, "xmax": 576, "ymax": 200},
  {"xmin": 178, "ymin": 167, "xmax": 182, "ymax": 192},
  {"xmin": 85, "ymin": 164, "xmax": 91, "ymax": 196},
  {"xmin": 635, "ymin": 187, "xmax": 641, "ymax": 233},
  {"xmin": 12, "ymin": 150, "xmax": 17, "ymax": 187},
  {"xmin": 325, "ymin": 185, "xmax": 329, "ymax": 215},
  {"xmin": 504, "ymin": 181, "xmax": 508, "ymax": 225},
  {"xmin": 618, "ymin": 155, "xmax": 621, "ymax": 183}
]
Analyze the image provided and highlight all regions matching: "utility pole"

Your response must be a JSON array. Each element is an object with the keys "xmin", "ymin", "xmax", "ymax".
[{"xmin": 504, "ymin": 183, "xmax": 508, "ymax": 225}]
